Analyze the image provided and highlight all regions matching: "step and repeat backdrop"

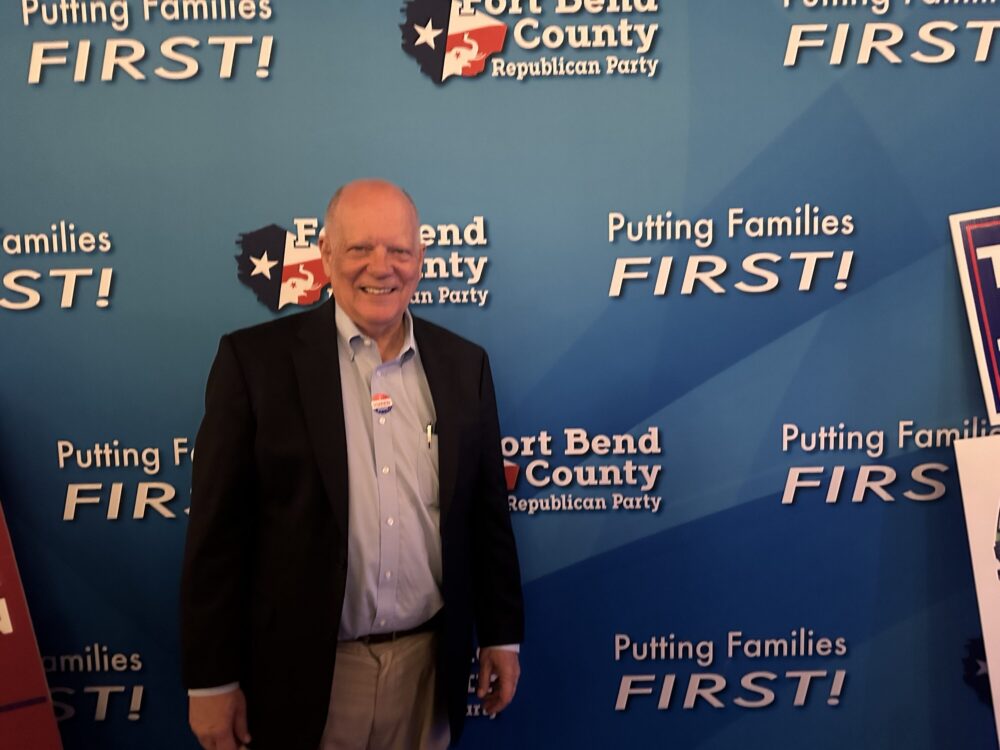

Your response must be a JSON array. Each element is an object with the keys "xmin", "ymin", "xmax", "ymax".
[{"xmin": 3, "ymin": 1, "xmax": 1000, "ymax": 748}]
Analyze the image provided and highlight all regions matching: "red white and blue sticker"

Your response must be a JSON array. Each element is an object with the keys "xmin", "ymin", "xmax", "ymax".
[
  {"xmin": 950, "ymin": 207, "xmax": 1000, "ymax": 426},
  {"xmin": 371, "ymin": 393, "xmax": 394, "ymax": 414}
]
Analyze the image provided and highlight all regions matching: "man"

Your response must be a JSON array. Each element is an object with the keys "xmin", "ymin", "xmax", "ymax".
[{"xmin": 181, "ymin": 179, "xmax": 524, "ymax": 750}]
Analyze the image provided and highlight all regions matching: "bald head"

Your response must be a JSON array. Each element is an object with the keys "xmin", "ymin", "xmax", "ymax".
[{"xmin": 324, "ymin": 179, "xmax": 421, "ymax": 247}]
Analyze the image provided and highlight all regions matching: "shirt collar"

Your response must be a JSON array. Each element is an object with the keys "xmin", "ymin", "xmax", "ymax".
[{"xmin": 334, "ymin": 301, "xmax": 417, "ymax": 364}]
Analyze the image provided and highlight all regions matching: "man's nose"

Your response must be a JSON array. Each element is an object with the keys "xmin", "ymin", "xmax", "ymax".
[{"xmin": 367, "ymin": 246, "xmax": 392, "ymax": 275}]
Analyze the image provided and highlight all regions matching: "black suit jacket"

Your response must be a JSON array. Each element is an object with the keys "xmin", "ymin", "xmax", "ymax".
[{"xmin": 180, "ymin": 300, "xmax": 524, "ymax": 749}]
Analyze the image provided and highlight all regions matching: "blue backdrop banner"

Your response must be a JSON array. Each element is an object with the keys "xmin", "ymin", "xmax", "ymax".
[{"xmin": 3, "ymin": 1, "xmax": 1000, "ymax": 747}]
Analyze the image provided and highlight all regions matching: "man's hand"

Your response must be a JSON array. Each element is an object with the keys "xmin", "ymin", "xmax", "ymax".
[
  {"xmin": 476, "ymin": 647, "xmax": 520, "ymax": 715},
  {"xmin": 189, "ymin": 688, "xmax": 251, "ymax": 750}
]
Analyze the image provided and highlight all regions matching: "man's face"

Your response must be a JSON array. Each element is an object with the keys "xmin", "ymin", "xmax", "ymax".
[{"xmin": 320, "ymin": 182, "xmax": 425, "ymax": 342}]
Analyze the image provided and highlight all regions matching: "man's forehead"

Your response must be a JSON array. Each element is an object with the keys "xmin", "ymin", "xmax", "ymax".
[
  {"xmin": 330, "ymin": 182, "xmax": 418, "ymax": 221},
  {"xmin": 332, "ymin": 204, "xmax": 418, "ymax": 244},
  {"xmin": 336, "ymin": 230, "xmax": 419, "ymax": 249}
]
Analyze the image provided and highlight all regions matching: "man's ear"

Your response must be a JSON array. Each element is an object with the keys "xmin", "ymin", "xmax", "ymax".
[
  {"xmin": 319, "ymin": 227, "xmax": 332, "ymax": 259},
  {"xmin": 319, "ymin": 227, "xmax": 334, "ymax": 278}
]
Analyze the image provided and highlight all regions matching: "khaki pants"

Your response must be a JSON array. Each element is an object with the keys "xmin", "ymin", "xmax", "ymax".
[{"xmin": 319, "ymin": 632, "xmax": 450, "ymax": 750}]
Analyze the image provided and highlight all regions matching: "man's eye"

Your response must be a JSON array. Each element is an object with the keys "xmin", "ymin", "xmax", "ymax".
[{"xmin": 390, "ymin": 247, "xmax": 412, "ymax": 255}]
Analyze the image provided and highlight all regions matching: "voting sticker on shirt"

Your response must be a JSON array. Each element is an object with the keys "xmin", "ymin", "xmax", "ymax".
[{"xmin": 371, "ymin": 393, "xmax": 393, "ymax": 414}]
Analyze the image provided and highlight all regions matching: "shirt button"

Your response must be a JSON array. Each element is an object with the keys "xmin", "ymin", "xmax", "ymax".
[
  {"xmin": 379, "ymin": 619, "xmax": 386, "ymax": 627},
  {"xmin": 381, "ymin": 466, "xmax": 390, "ymax": 474},
  {"xmin": 385, "ymin": 571, "xmax": 392, "ymax": 580},
  {"xmin": 379, "ymin": 416, "xmax": 386, "ymax": 425},
  {"xmin": 363, "ymin": 339, "xmax": 371, "ymax": 347},
  {"xmin": 387, "ymin": 517, "xmax": 394, "ymax": 526}
]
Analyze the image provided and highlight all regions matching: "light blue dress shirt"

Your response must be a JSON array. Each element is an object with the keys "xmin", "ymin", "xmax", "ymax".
[{"xmin": 334, "ymin": 303, "xmax": 443, "ymax": 639}]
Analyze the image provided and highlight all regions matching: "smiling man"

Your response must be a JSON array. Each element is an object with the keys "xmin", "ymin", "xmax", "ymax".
[
  {"xmin": 324, "ymin": 181, "xmax": 425, "ymax": 360},
  {"xmin": 181, "ymin": 179, "xmax": 524, "ymax": 750}
]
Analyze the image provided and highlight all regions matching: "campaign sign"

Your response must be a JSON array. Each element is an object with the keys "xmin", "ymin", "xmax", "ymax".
[
  {"xmin": 0, "ymin": 500, "xmax": 62, "ymax": 749},
  {"xmin": 956, "ymin": 436, "xmax": 1000, "ymax": 750},
  {"xmin": 951, "ymin": 208, "xmax": 1000, "ymax": 425}
]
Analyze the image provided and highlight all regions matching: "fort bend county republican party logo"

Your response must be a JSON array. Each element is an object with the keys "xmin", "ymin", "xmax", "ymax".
[
  {"xmin": 401, "ymin": 0, "xmax": 507, "ymax": 83},
  {"xmin": 234, "ymin": 215, "xmax": 494, "ymax": 313},
  {"xmin": 236, "ymin": 225, "xmax": 329, "ymax": 312},
  {"xmin": 400, "ymin": 0, "xmax": 662, "ymax": 84}
]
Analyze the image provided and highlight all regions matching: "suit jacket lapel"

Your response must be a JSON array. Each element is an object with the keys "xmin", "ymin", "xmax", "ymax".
[
  {"xmin": 414, "ymin": 320, "xmax": 459, "ymax": 530},
  {"xmin": 292, "ymin": 301, "xmax": 350, "ymax": 537}
]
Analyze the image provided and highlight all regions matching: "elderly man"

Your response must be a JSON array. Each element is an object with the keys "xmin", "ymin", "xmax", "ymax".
[{"xmin": 181, "ymin": 179, "xmax": 524, "ymax": 750}]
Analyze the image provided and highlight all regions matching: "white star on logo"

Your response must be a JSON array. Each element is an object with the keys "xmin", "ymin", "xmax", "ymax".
[
  {"xmin": 250, "ymin": 252, "xmax": 279, "ymax": 280},
  {"xmin": 414, "ymin": 19, "xmax": 443, "ymax": 50}
]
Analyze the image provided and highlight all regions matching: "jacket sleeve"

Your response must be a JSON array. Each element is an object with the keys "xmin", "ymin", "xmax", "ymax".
[
  {"xmin": 472, "ymin": 351, "xmax": 525, "ymax": 648},
  {"xmin": 180, "ymin": 334, "xmax": 256, "ymax": 688}
]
